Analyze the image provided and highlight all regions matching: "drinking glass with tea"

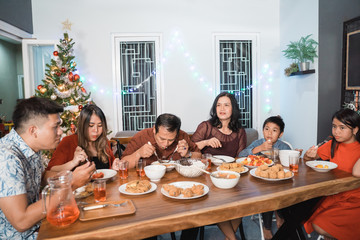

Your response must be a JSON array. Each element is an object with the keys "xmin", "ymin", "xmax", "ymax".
[
  {"xmin": 137, "ymin": 159, "xmax": 146, "ymax": 177},
  {"xmin": 93, "ymin": 179, "xmax": 106, "ymax": 202}
]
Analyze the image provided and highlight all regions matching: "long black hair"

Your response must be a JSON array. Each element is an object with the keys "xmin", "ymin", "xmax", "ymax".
[
  {"xmin": 209, "ymin": 92, "xmax": 242, "ymax": 132},
  {"xmin": 330, "ymin": 108, "xmax": 360, "ymax": 158}
]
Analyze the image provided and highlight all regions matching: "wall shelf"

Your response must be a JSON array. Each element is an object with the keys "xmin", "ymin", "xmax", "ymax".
[{"xmin": 289, "ymin": 69, "xmax": 315, "ymax": 76}]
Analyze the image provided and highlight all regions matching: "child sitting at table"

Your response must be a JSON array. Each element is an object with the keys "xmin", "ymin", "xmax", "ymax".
[
  {"xmin": 303, "ymin": 108, "xmax": 360, "ymax": 240},
  {"xmin": 239, "ymin": 115, "xmax": 292, "ymax": 240}
]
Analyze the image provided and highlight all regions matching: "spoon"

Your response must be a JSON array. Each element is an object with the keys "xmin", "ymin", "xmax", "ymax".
[
  {"xmin": 148, "ymin": 141, "xmax": 161, "ymax": 163},
  {"xmin": 190, "ymin": 165, "xmax": 211, "ymax": 175}
]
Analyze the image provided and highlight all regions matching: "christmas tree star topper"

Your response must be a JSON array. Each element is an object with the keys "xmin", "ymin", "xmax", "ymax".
[{"xmin": 62, "ymin": 19, "xmax": 72, "ymax": 31}]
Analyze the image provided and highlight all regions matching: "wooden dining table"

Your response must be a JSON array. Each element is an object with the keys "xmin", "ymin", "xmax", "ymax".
[{"xmin": 37, "ymin": 159, "xmax": 360, "ymax": 240}]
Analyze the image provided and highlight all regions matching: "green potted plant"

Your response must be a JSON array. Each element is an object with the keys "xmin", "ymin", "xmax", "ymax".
[{"xmin": 282, "ymin": 34, "xmax": 318, "ymax": 72}]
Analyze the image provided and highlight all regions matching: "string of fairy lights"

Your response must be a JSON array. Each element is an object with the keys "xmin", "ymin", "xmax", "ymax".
[{"xmin": 75, "ymin": 30, "xmax": 273, "ymax": 112}]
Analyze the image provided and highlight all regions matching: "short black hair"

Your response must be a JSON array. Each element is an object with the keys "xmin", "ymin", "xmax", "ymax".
[
  {"xmin": 13, "ymin": 97, "xmax": 63, "ymax": 132},
  {"xmin": 155, "ymin": 113, "xmax": 181, "ymax": 134},
  {"xmin": 263, "ymin": 115, "xmax": 285, "ymax": 133}
]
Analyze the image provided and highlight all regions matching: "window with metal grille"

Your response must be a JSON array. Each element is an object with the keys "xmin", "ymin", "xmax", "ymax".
[
  {"xmin": 215, "ymin": 35, "xmax": 256, "ymax": 128},
  {"xmin": 112, "ymin": 34, "xmax": 161, "ymax": 132}
]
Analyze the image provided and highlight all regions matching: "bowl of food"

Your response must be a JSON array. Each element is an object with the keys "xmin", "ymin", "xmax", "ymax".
[
  {"xmin": 279, "ymin": 150, "xmax": 301, "ymax": 167},
  {"xmin": 210, "ymin": 171, "xmax": 240, "ymax": 189},
  {"xmin": 151, "ymin": 160, "xmax": 176, "ymax": 172},
  {"xmin": 144, "ymin": 165, "xmax": 166, "ymax": 182},
  {"xmin": 175, "ymin": 159, "xmax": 208, "ymax": 178},
  {"xmin": 306, "ymin": 160, "xmax": 338, "ymax": 172}
]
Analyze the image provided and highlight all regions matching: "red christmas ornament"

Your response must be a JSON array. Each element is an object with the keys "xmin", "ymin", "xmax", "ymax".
[
  {"xmin": 70, "ymin": 123, "xmax": 76, "ymax": 134},
  {"xmin": 55, "ymin": 72, "xmax": 61, "ymax": 76},
  {"xmin": 37, "ymin": 85, "xmax": 43, "ymax": 90},
  {"xmin": 74, "ymin": 74, "xmax": 80, "ymax": 81},
  {"xmin": 78, "ymin": 105, "xmax": 83, "ymax": 110},
  {"xmin": 68, "ymin": 72, "xmax": 74, "ymax": 81},
  {"xmin": 81, "ymin": 87, "xmax": 86, "ymax": 93},
  {"xmin": 53, "ymin": 51, "xmax": 58, "ymax": 56},
  {"xmin": 61, "ymin": 67, "xmax": 66, "ymax": 73}
]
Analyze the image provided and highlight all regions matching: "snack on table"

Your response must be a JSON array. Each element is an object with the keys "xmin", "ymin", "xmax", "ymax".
[
  {"xmin": 255, "ymin": 164, "xmax": 292, "ymax": 179},
  {"xmin": 218, "ymin": 162, "xmax": 245, "ymax": 173},
  {"xmin": 242, "ymin": 155, "xmax": 273, "ymax": 167},
  {"xmin": 162, "ymin": 184, "xmax": 204, "ymax": 197},
  {"xmin": 92, "ymin": 172, "xmax": 104, "ymax": 179},
  {"xmin": 126, "ymin": 180, "xmax": 152, "ymax": 193},
  {"xmin": 315, "ymin": 164, "xmax": 329, "ymax": 169}
]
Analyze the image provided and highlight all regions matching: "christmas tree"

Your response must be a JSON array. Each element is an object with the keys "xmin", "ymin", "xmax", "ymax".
[{"xmin": 35, "ymin": 32, "xmax": 93, "ymax": 136}]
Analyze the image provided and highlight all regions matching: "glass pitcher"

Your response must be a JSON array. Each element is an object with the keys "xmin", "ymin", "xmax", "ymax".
[{"xmin": 42, "ymin": 171, "xmax": 80, "ymax": 227}]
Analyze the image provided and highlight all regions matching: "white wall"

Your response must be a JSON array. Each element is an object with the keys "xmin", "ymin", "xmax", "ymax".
[
  {"xmin": 279, "ymin": 0, "xmax": 319, "ymax": 151},
  {"xmin": 31, "ymin": 0, "xmax": 311, "ymax": 140}
]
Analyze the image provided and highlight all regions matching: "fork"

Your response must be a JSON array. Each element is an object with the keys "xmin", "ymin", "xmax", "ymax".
[{"xmin": 169, "ymin": 146, "xmax": 178, "ymax": 161}]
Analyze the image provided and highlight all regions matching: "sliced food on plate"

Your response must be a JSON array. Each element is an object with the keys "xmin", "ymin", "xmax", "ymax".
[{"xmin": 238, "ymin": 155, "xmax": 273, "ymax": 168}]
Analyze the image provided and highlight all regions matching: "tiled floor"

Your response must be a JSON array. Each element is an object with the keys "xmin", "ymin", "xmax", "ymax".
[{"xmin": 159, "ymin": 215, "xmax": 320, "ymax": 240}]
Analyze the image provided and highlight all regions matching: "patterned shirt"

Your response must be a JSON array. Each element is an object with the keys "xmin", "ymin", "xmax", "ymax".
[{"xmin": 0, "ymin": 129, "xmax": 43, "ymax": 239}]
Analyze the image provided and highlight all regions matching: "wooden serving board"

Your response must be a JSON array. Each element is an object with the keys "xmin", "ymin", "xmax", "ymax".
[{"xmin": 79, "ymin": 199, "xmax": 135, "ymax": 221}]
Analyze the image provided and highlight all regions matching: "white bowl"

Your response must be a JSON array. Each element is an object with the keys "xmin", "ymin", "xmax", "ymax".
[
  {"xmin": 210, "ymin": 171, "xmax": 240, "ymax": 189},
  {"xmin": 144, "ymin": 165, "xmax": 166, "ymax": 182},
  {"xmin": 306, "ymin": 160, "xmax": 338, "ymax": 172},
  {"xmin": 175, "ymin": 159, "xmax": 208, "ymax": 177},
  {"xmin": 279, "ymin": 150, "xmax": 300, "ymax": 167},
  {"xmin": 151, "ymin": 161, "xmax": 176, "ymax": 172}
]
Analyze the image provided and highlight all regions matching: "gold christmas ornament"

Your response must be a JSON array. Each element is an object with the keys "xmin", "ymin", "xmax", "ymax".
[
  {"xmin": 40, "ymin": 87, "xmax": 47, "ymax": 94},
  {"xmin": 58, "ymin": 84, "xmax": 65, "ymax": 92},
  {"xmin": 70, "ymin": 99, "xmax": 75, "ymax": 104},
  {"xmin": 73, "ymin": 62, "xmax": 77, "ymax": 67},
  {"xmin": 77, "ymin": 82, "xmax": 82, "ymax": 87}
]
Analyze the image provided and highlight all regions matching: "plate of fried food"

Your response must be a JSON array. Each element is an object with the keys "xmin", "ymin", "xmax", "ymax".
[
  {"xmin": 74, "ymin": 183, "xmax": 93, "ymax": 199},
  {"xmin": 119, "ymin": 180, "xmax": 157, "ymax": 195},
  {"xmin": 161, "ymin": 181, "xmax": 209, "ymax": 200},
  {"xmin": 236, "ymin": 155, "xmax": 274, "ymax": 169},
  {"xmin": 217, "ymin": 162, "xmax": 249, "ymax": 174},
  {"xmin": 250, "ymin": 164, "xmax": 293, "ymax": 181},
  {"xmin": 91, "ymin": 169, "xmax": 117, "ymax": 181},
  {"xmin": 306, "ymin": 160, "xmax": 338, "ymax": 173}
]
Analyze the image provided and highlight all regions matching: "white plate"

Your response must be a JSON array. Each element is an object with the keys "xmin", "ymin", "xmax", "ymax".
[
  {"xmin": 216, "ymin": 166, "xmax": 249, "ymax": 174},
  {"xmin": 92, "ymin": 169, "xmax": 117, "ymax": 180},
  {"xmin": 236, "ymin": 157, "xmax": 274, "ymax": 169},
  {"xmin": 306, "ymin": 160, "xmax": 338, "ymax": 172},
  {"xmin": 211, "ymin": 155, "xmax": 235, "ymax": 166},
  {"xmin": 161, "ymin": 181, "xmax": 209, "ymax": 200},
  {"xmin": 151, "ymin": 161, "xmax": 176, "ymax": 171},
  {"xmin": 249, "ymin": 168, "xmax": 294, "ymax": 181},
  {"xmin": 118, "ymin": 182, "xmax": 157, "ymax": 195}
]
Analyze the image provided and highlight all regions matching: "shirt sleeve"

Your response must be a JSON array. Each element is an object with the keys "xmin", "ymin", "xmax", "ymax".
[
  {"xmin": 0, "ymin": 149, "xmax": 26, "ymax": 197},
  {"xmin": 121, "ymin": 131, "xmax": 145, "ymax": 158},
  {"xmin": 191, "ymin": 121, "xmax": 208, "ymax": 143},
  {"xmin": 317, "ymin": 140, "xmax": 332, "ymax": 160},
  {"xmin": 47, "ymin": 135, "xmax": 77, "ymax": 170},
  {"xmin": 236, "ymin": 128, "xmax": 247, "ymax": 156},
  {"xmin": 238, "ymin": 139, "xmax": 264, "ymax": 157}
]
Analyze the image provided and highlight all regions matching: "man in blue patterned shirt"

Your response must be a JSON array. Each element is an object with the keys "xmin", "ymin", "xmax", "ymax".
[{"xmin": 0, "ymin": 97, "xmax": 95, "ymax": 239}]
